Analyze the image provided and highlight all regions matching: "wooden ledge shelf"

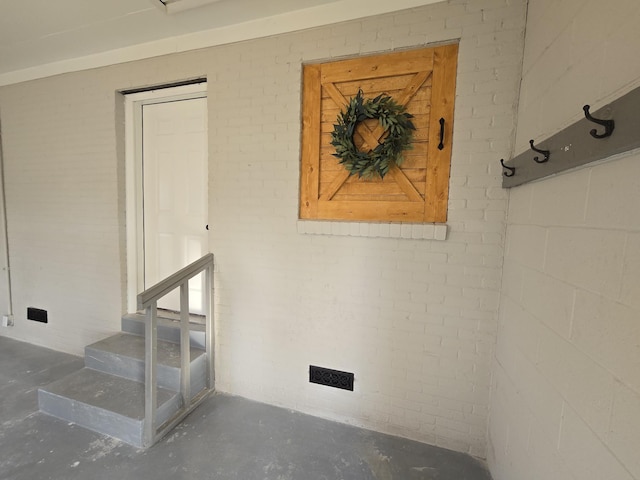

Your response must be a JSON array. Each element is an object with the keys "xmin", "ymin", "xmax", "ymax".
[{"xmin": 502, "ymin": 85, "xmax": 640, "ymax": 188}]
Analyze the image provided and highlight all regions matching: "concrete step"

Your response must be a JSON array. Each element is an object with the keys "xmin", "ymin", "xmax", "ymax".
[
  {"xmin": 38, "ymin": 368, "xmax": 181, "ymax": 448},
  {"xmin": 121, "ymin": 313, "xmax": 206, "ymax": 349},
  {"xmin": 85, "ymin": 332, "xmax": 207, "ymax": 395}
]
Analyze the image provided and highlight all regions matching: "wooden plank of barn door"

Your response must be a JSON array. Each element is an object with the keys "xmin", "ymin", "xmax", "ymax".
[
  {"xmin": 318, "ymin": 200, "xmax": 424, "ymax": 222},
  {"xmin": 424, "ymin": 43, "xmax": 458, "ymax": 223},
  {"xmin": 320, "ymin": 49, "xmax": 435, "ymax": 84},
  {"xmin": 300, "ymin": 64, "xmax": 321, "ymax": 219}
]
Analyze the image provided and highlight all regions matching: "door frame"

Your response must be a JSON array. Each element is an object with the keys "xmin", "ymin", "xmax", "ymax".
[{"xmin": 124, "ymin": 82, "xmax": 208, "ymax": 313}]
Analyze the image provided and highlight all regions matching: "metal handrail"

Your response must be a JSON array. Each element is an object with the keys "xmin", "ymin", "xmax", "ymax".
[
  {"xmin": 137, "ymin": 254, "xmax": 214, "ymax": 310},
  {"xmin": 137, "ymin": 253, "xmax": 214, "ymax": 448}
]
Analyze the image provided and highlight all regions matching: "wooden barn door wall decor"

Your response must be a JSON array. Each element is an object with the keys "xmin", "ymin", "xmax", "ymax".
[{"xmin": 300, "ymin": 44, "xmax": 458, "ymax": 223}]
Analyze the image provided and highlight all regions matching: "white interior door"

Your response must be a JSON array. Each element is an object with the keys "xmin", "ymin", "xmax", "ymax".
[{"xmin": 142, "ymin": 97, "xmax": 208, "ymax": 314}]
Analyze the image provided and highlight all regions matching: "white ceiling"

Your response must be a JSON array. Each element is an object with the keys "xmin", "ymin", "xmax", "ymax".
[
  {"xmin": 0, "ymin": 0, "xmax": 441, "ymax": 86},
  {"xmin": 0, "ymin": 0, "xmax": 338, "ymax": 74}
]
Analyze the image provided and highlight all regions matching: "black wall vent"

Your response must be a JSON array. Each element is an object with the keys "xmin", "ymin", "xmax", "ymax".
[
  {"xmin": 309, "ymin": 365, "xmax": 354, "ymax": 391},
  {"xmin": 27, "ymin": 307, "xmax": 48, "ymax": 323}
]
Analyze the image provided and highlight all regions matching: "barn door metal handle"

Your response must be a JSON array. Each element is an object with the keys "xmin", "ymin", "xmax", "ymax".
[
  {"xmin": 206, "ymin": 225, "xmax": 209, "ymax": 230},
  {"xmin": 529, "ymin": 139, "xmax": 550, "ymax": 163},
  {"xmin": 583, "ymin": 104, "xmax": 615, "ymax": 139},
  {"xmin": 438, "ymin": 117, "xmax": 445, "ymax": 150}
]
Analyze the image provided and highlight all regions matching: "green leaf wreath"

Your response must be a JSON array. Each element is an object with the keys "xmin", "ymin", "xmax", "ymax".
[{"xmin": 330, "ymin": 89, "xmax": 415, "ymax": 179}]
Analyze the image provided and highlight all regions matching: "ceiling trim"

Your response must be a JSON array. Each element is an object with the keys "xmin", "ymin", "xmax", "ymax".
[
  {"xmin": 150, "ymin": 0, "xmax": 226, "ymax": 15},
  {"xmin": 0, "ymin": 0, "xmax": 443, "ymax": 87}
]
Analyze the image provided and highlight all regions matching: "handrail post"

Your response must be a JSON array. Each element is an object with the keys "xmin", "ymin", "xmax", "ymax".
[
  {"xmin": 205, "ymin": 263, "xmax": 214, "ymax": 389},
  {"xmin": 144, "ymin": 302, "xmax": 158, "ymax": 447},
  {"xmin": 137, "ymin": 253, "xmax": 214, "ymax": 448},
  {"xmin": 179, "ymin": 281, "xmax": 191, "ymax": 406}
]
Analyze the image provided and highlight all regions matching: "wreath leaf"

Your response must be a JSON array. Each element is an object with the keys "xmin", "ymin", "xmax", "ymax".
[{"xmin": 331, "ymin": 90, "xmax": 414, "ymax": 179}]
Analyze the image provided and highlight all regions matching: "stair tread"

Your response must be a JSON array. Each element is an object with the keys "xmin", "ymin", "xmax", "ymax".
[
  {"xmin": 40, "ymin": 368, "xmax": 178, "ymax": 420},
  {"xmin": 86, "ymin": 332, "xmax": 204, "ymax": 369}
]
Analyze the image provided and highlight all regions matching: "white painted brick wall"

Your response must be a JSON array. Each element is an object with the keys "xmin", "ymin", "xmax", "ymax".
[
  {"xmin": 490, "ymin": 1, "xmax": 640, "ymax": 477},
  {"xmin": 0, "ymin": 0, "xmax": 528, "ymax": 458},
  {"xmin": 207, "ymin": 0, "xmax": 526, "ymax": 459},
  {"xmin": 0, "ymin": 77, "xmax": 125, "ymax": 352}
]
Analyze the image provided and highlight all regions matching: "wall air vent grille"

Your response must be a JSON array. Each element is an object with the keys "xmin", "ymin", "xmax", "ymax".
[{"xmin": 309, "ymin": 365, "xmax": 354, "ymax": 391}]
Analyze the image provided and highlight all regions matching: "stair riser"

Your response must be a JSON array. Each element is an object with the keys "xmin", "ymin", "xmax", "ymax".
[
  {"xmin": 38, "ymin": 315, "xmax": 210, "ymax": 449},
  {"xmin": 85, "ymin": 347, "xmax": 208, "ymax": 396},
  {"xmin": 39, "ymin": 390, "xmax": 143, "ymax": 447},
  {"xmin": 121, "ymin": 316, "xmax": 206, "ymax": 349},
  {"xmin": 38, "ymin": 389, "xmax": 183, "ymax": 448}
]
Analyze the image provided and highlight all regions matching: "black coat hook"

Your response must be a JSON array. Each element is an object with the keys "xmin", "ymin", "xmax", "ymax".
[
  {"xmin": 529, "ymin": 139, "xmax": 550, "ymax": 163},
  {"xmin": 500, "ymin": 159, "xmax": 515, "ymax": 177},
  {"xmin": 583, "ymin": 104, "xmax": 615, "ymax": 139}
]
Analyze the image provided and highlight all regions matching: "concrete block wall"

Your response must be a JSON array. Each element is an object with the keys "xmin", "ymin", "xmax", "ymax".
[
  {"xmin": 489, "ymin": 1, "xmax": 640, "ymax": 479},
  {"xmin": 514, "ymin": 0, "xmax": 640, "ymax": 152},
  {"xmin": 0, "ymin": 0, "xmax": 526, "ymax": 457}
]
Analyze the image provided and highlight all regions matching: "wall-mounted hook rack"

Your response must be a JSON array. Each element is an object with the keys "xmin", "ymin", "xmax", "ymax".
[
  {"xmin": 583, "ymin": 104, "xmax": 615, "ymax": 139},
  {"xmin": 529, "ymin": 139, "xmax": 550, "ymax": 163},
  {"xmin": 500, "ymin": 159, "xmax": 515, "ymax": 177},
  {"xmin": 502, "ymin": 85, "xmax": 640, "ymax": 188}
]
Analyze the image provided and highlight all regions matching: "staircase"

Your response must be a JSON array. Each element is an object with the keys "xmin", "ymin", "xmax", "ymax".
[
  {"xmin": 38, "ymin": 253, "xmax": 215, "ymax": 449},
  {"xmin": 38, "ymin": 313, "xmax": 208, "ymax": 448}
]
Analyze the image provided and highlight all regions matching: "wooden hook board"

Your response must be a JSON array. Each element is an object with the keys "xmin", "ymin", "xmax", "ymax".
[{"xmin": 502, "ymin": 85, "xmax": 640, "ymax": 188}]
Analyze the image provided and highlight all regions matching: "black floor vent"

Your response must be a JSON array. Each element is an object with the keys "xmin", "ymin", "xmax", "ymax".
[{"xmin": 309, "ymin": 365, "xmax": 354, "ymax": 391}]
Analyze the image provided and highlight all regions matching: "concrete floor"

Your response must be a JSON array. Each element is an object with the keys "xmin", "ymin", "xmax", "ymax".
[{"xmin": 0, "ymin": 336, "xmax": 492, "ymax": 480}]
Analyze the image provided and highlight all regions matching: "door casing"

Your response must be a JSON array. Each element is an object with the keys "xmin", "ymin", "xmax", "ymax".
[{"xmin": 124, "ymin": 83, "xmax": 208, "ymax": 313}]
